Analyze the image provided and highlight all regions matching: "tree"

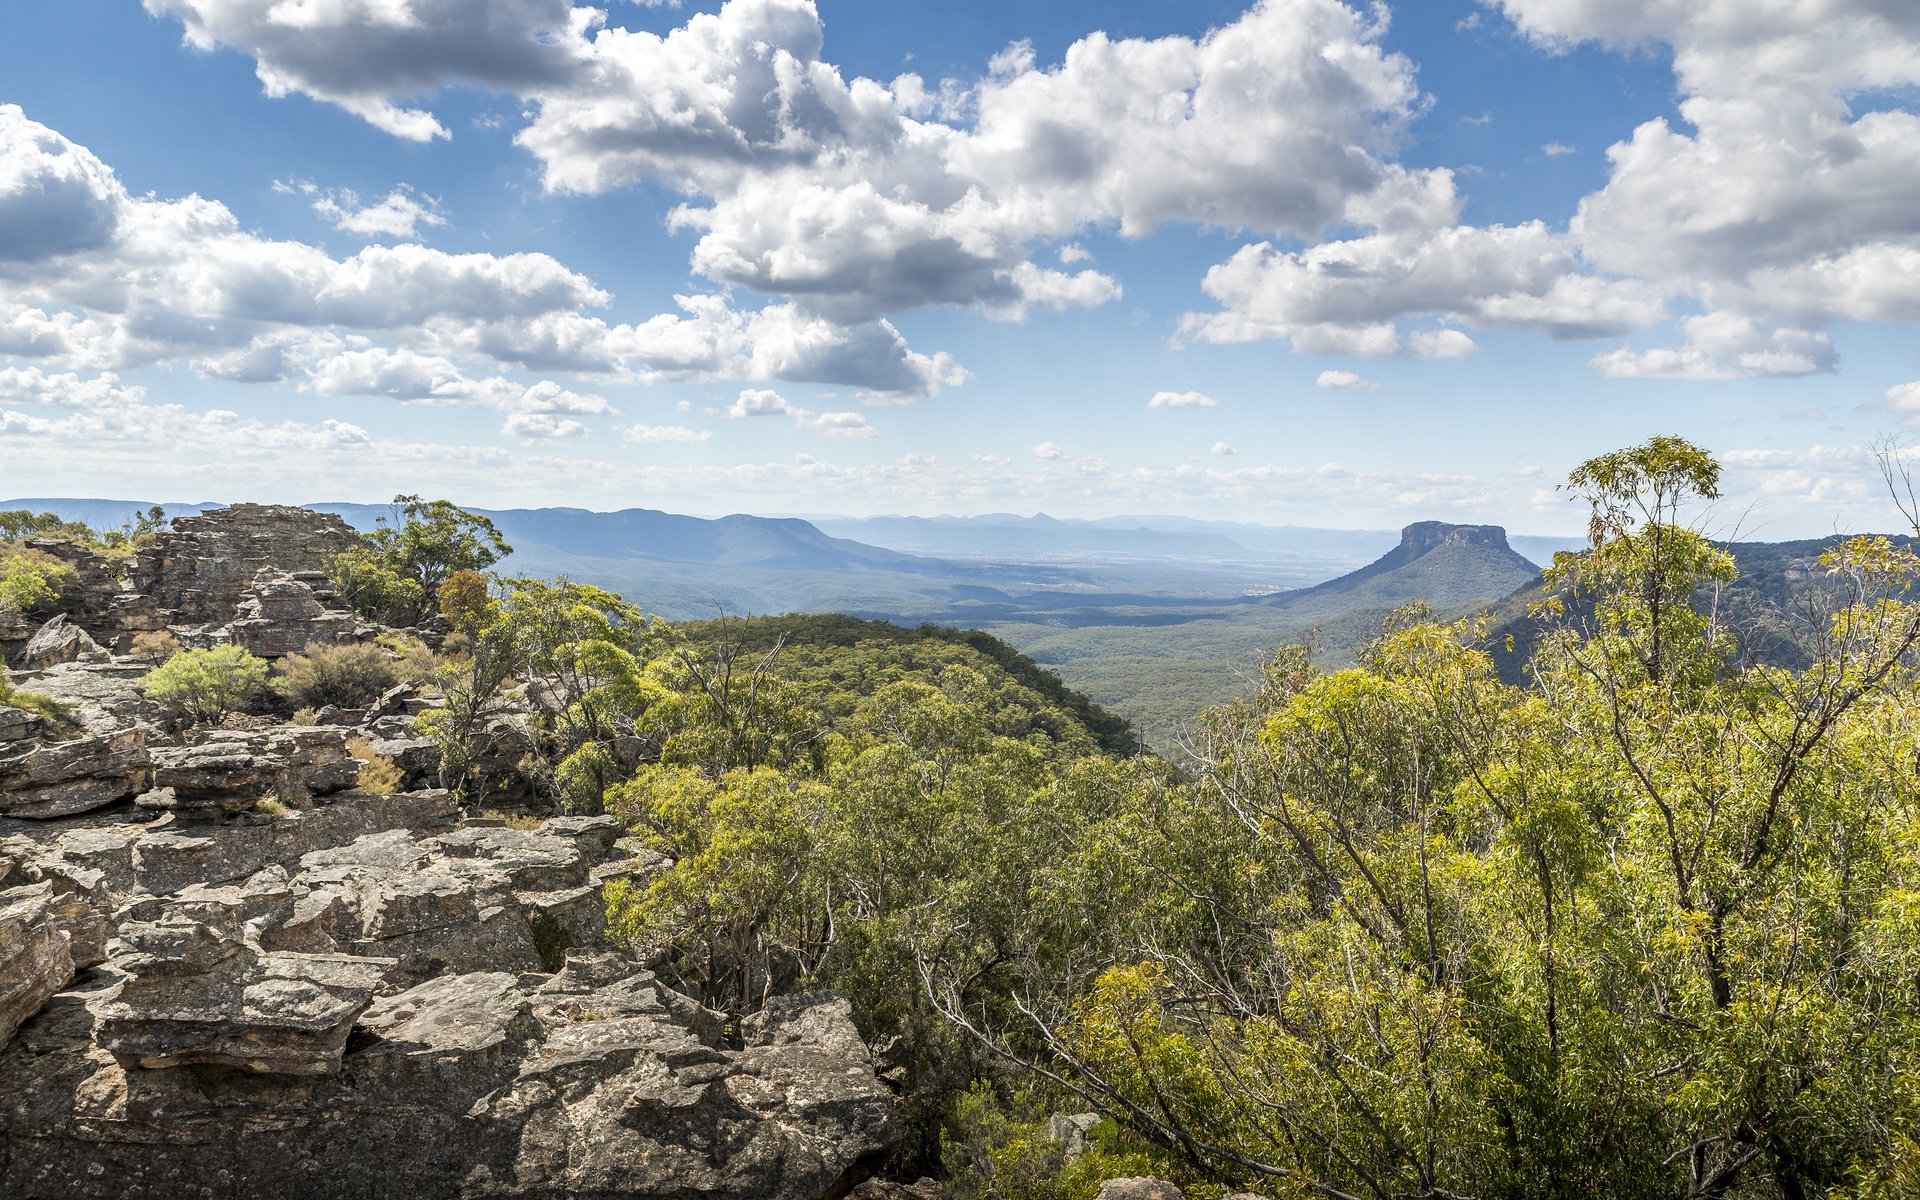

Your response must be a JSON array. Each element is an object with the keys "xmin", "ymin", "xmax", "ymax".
[
  {"xmin": 0, "ymin": 547, "xmax": 73, "ymax": 615},
  {"xmin": 331, "ymin": 495, "xmax": 511, "ymax": 626}
]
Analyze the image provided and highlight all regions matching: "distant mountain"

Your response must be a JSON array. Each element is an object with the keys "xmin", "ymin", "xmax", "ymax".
[
  {"xmin": 305, "ymin": 503, "xmax": 933, "ymax": 574},
  {"xmin": 0, "ymin": 498, "xmax": 221, "ymax": 530},
  {"xmin": 808, "ymin": 513, "xmax": 1267, "ymax": 562},
  {"xmin": 3, "ymin": 498, "xmax": 937, "ymax": 576},
  {"xmin": 1262, "ymin": 521, "xmax": 1545, "ymax": 622}
]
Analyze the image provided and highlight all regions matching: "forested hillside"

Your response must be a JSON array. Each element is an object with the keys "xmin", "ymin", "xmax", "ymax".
[{"xmin": 10, "ymin": 437, "xmax": 1920, "ymax": 1199}]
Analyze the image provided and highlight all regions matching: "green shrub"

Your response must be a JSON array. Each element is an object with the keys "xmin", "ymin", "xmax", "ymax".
[
  {"xmin": 348, "ymin": 738, "xmax": 407, "ymax": 795},
  {"xmin": 0, "ymin": 547, "xmax": 74, "ymax": 615},
  {"xmin": 0, "ymin": 680, "xmax": 78, "ymax": 737},
  {"xmin": 142, "ymin": 646, "xmax": 271, "ymax": 725},
  {"xmin": 275, "ymin": 642, "xmax": 400, "ymax": 710}
]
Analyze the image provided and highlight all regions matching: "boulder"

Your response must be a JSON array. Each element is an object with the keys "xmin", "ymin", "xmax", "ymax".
[
  {"xmin": 17, "ymin": 615, "xmax": 107, "ymax": 670},
  {"xmin": 1096, "ymin": 1181, "xmax": 1184, "ymax": 1200},
  {"xmin": 98, "ymin": 903, "xmax": 392, "ymax": 1075},
  {"xmin": 1046, "ymin": 1111, "xmax": 1102, "ymax": 1159}
]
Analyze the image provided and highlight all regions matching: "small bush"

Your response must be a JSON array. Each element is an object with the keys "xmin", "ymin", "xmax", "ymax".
[
  {"xmin": 0, "ymin": 680, "xmax": 78, "ymax": 737},
  {"xmin": 289, "ymin": 706, "xmax": 320, "ymax": 726},
  {"xmin": 142, "ymin": 646, "xmax": 271, "ymax": 725},
  {"xmin": 130, "ymin": 630, "xmax": 182, "ymax": 664},
  {"xmin": 275, "ymin": 642, "xmax": 400, "ymax": 710},
  {"xmin": 0, "ymin": 547, "xmax": 74, "ymax": 615},
  {"xmin": 348, "ymin": 737, "xmax": 407, "ymax": 795}
]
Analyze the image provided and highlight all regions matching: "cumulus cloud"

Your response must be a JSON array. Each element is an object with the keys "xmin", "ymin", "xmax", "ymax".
[
  {"xmin": 151, "ymin": 0, "xmax": 1447, "ymax": 328},
  {"xmin": 1588, "ymin": 313, "xmax": 1836, "ymax": 380},
  {"xmin": 1316, "ymin": 369, "xmax": 1380, "ymax": 390},
  {"xmin": 624, "ymin": 422, "xmax": 714, "ymax": 444},
  {"xmin": 1182, "ymin": 219, "xmax": 1665, "ymax": 354},
  {"xmin": 1888, "ymin": 381, "xmax": 1920, "ymax": 426},
  {"xmin": 1210, "ymin": 441, "xmax": 1238, "ymax": 455},
  {"xmin": 1148, "ymin": 390, "xmax": 1218, "ymax": 409},
  {"xmin": 797, "ymin": 409, "xmax": 878, "ymax": 438},
  {"xmin": 504, "ymin": 411, "xmax": 588, "ymax": 438},
  {"xmin": 1032, "ymin": 441, "xmax": 1064, "ymax": 460},
  {"xmin": 0, "ymin": 366, "xmax": 144, "ymax": 408},
  {"xmin": 726, "ymin": 388, "xmax": 794, "ymax": 418},
  {"xmin": 0, "ymin": 106, "xmax": 968, "ymax": 401},
  {"xmin": 1409, "ymin": 328, "xmax": 1478, "ymax": 358},
  {"xmin": 285, "ymin": 182, "xmax": 448, "ymax": 239},
  {"xmin": 142, "ymin": 0, "xmax": 595, "ymax": 140}
]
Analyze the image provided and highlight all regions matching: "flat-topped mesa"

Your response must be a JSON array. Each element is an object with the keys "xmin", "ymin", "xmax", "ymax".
[
  {"xmin": 1399, "ymin": 521, "xmax": 1512, "ymax": 554},
  {"xmin": 130, "ymin": 504, "xmax": 361, "ymax": 624}
]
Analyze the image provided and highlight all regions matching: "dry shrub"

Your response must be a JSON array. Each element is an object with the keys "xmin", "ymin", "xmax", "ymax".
[{"xmin": 348, "ymin": 737, "xmax": 407, "ymax": 795}]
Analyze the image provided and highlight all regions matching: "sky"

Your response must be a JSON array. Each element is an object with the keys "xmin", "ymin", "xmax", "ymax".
[{"xmin": 0, "ymin": 0, "xmax": 1917, "ymax": 537}]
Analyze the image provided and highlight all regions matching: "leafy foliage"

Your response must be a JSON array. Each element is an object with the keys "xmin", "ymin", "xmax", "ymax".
[
  {"xmin": 142, "ymin": 645, "xmax": 271, "ymax": 724},
  {"xmin": 274, "ymin": 642, "xmax": 400, "ymax": 710},
  {"xmin": 0, "ymin": 546, "xmax": 73, "ymax": 615},
  {"xmin": 331, "ymin": 495, "xmax": 511, "ymax": 626}
]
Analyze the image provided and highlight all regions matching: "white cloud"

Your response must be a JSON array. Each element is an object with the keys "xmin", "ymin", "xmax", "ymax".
[
  {"xmin": 624, "ymin": 422, "xmax": 713, "ymax": 444},
  {"xmin": 0, "ymin": 107, "xmax": 969, "ymax": 401},
  {"xmin": 1542, "ymin": 141, "xmax": 1577, "ymax": 157},
  {"xmin": 1148, "ymin": 390, "xmax": 1218, "ymax": 409},
  {"xmin": 1032, "ymin": 441, "xmax": 1064, "ymax": 460},
  {"xmin": 1889, "ymin": 381, "xmax": 1920, "ymax": 426},
  {"xmin": 726, "ymin": 388, "xmax": 794, "ymax": 418},
  {"xmin": 0, "ymin": 366, "xmax": 144, "ymax": 408},
  {"xmin": 1409, "ymin": 328, "xmax": 1478, "ymax": 358},
  {"xmin": 1182, "ymin": 220, "xmax": 1666, "ymax": 353},
  {"xmin": 504, "ymin": 411, "xmax": 588, "ymax": 438},
  {"xmin": 164, "ymin": 0, "xmax": 1441, "ymax": 327},
  {"xmin": 142, "ymin": 0, "xmax": 596, "ymax": 141},
  {"xmin": 1588, "ymin": 312, "xmax": 1836, "ymax": 381},
  {"xmin": 1316, "ymin": 369, "xmax": 1380, "ymax": 391},
  {"xmin": 798, "ymin": 409, "xmax": 878, "ymax": 438},
  {"xmin": 1210, "ymin": 441, "xmax": 1238, "ymax": 456},
  {"xmin": 307, "ymin": 185, "xmax": 448, "ymax": 239}
]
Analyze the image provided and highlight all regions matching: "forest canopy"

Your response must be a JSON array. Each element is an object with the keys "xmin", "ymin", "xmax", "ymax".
[{"xmin": 378, "ymin": 436, "xmax": 1920, "ymax": 1198}]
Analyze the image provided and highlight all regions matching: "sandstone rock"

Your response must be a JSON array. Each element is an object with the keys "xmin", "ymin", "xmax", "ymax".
[
  {"xmin": 138, "ymin": 725, "xmax": 362, "ymax": 815},
  {"xmin": 6, "ymin": 658, "xmax": 153, "ymax": 725},
  {"xmin": 0, "ymin": 883, "xmax": 75, "ymax": 1049},
  {"xmin": 229, "ymin": 569, "xmax": 361, "ymax": 658},
  {"xmin": 0, "ymin": 724, "xmax": 148, "ymax": 819},
  {"xmin": 1046, "ymin": 1111, "xmax": 1102, "ymax": 1159},
  {"xmin": 0, "ymin": 705, "xmax": 40, "ymax": 743},
  {"xmin": 17, "ymin": 615, "xmax": 107, "ymax": 671},
  {"xmin": 99, "ymin": 902, "xmax": 391, "ymax": 1075},
  {"xmin": 1096, "ymin": 1180, "xmax": 1184, "ymax": 1200},
  {"xmin": 0, "ymin": 768, "xmax": 898, "ymax": 1199},
  {"xmin": 129, "ymin": 504, "xmax": 360, "ymax": 624}
]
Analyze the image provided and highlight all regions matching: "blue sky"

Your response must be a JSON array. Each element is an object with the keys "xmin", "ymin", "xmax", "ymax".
[{"xmin": 0, "ymin": 0, "xmax": 1916, "ymax": 537}]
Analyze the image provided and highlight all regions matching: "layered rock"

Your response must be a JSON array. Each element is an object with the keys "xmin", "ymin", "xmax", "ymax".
[
  {"xmin": 0, "ymin": 724, "xmax": 148, "ymax": 819},
  {"xmin": 0, "ymin": 883, "xmax": 75, "ymax": 1048},
  {"xmin": 229, "ymin": 569, "xmax": 360, "ymax": 658},
  {"xmin": 0, "ymin": 788, "xmax": 898, "ymax": 1200},
  {"xmin": 98, "ymin": 901, "xmax": 392, "ymax": 1074},
  {"xmin": 15, "ymin": 615, "xmax": 108, "ymax": 671},
  {"xmin": 137, "ymin": 725, "xmax": 361, "ymax": 815},
  {"xmin": 129, "ymin": 504, "xmax": 361, "ymax": 624}
]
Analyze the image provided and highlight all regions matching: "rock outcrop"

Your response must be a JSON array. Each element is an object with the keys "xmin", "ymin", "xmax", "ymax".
[
  {"xmin": 138, "ymin": 725, "xmax": 361, "ymax": 815},
  {"xmin": 0, "ymin": 790, "xmax": 897, "ymax": 1199},
  {"xmin": 0, "ymin": 724, "xmax": 148, "ymax": 819},
  {"xmin": 130, "ymin": 504, "xmax": 361, "ymax": 624},
  {"xmin": 229, "ymin": 569, "xmax": 360, "ymax": 658},
  {"xmin": 1398, "ymin": 520, "xmax": 1513, "ymax": 553}
]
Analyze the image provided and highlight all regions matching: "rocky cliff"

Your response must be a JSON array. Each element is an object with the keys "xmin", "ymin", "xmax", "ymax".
[{"xmin": 0, "ymin": 510, "xmax": 900, "ymax": 1200}]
